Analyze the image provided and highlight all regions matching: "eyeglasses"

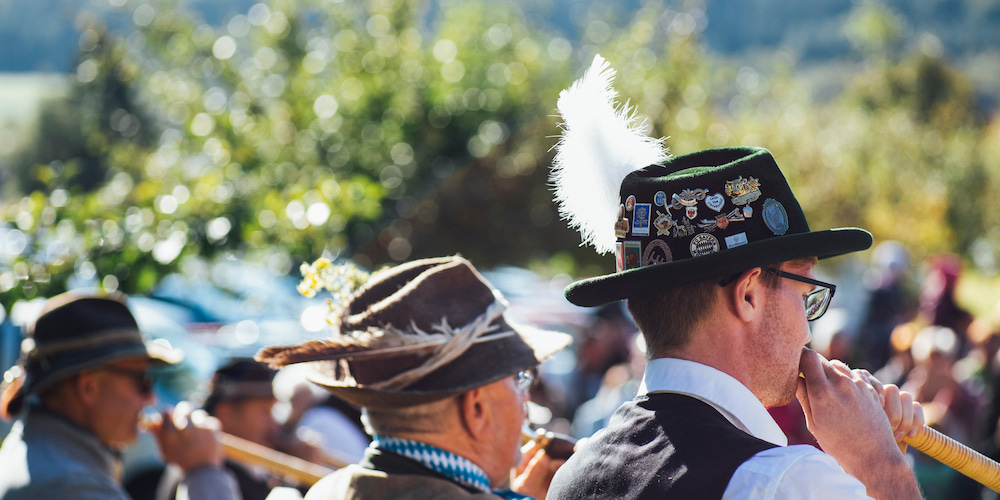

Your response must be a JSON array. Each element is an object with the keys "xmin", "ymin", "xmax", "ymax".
[
  {"xmin": 103, "ymin": 367, "xmax": 154, "ymax": 396},
  {"xmin": 764, "ymin": 268, "xmax": 837, "ymax": 321},
  {"xmin": 514, "ymin": 369, "xmax": 536, "ymax": 393}
]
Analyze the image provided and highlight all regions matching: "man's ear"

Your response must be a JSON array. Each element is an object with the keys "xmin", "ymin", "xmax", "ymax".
[
  {"xmin": 729, "ymin": 267, "xmax": 764, "ymax": 323},
  {"xmin": 213, "ymin": 401, "xmax": 232, "ymax": 423},
  {"xmin": 459, "ymin": 386, "xmax": 490, "ymax": 440},
  {"xmin": 74, "ymin": 371, "xmax": 101, "ymax": 406}
]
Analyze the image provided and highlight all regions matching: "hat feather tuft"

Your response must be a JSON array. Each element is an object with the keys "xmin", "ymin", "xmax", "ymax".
[{"xmin": 551, "ymin": 54, "xmax": 669, "ymax": 254}]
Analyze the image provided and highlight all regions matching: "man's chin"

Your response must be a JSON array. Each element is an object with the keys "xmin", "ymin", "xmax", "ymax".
[
  {"xmin": 761, "ymin": 379, "xmax": 799, "ymax": 408},
  {"xmin": 107, "ymin": 431, "xmax": 139, "ymax": 450}
]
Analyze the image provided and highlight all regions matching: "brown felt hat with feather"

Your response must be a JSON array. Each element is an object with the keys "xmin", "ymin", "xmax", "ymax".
[{"xmin": 256, "ymin": 256, "xmax": 572, "ymax": 409}]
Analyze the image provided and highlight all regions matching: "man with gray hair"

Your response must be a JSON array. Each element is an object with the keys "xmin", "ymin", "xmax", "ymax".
[
  {"xmin": 256, "ymin": 255, "xmax": 573, "ymax": 500},
  {"xmin": 0, "ymin": 292, "xmax": 240, "ymax": 500}
]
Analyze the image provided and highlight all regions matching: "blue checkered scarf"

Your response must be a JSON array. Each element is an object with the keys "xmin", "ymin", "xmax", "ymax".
[{"xmin": 372, "ymin": 435, "xmax": 533, "ymax": 500}]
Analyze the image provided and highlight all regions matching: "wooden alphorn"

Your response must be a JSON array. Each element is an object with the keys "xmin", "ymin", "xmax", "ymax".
[
  {"xmin": 140, "ymin": 409, "xmax": 344, "ymax": 485},
  {"xmin": 904, "ymin": 425, "xmax": 1000, "ymax": 493},
  {"xmin": 221, "ymin": 432, "xmax": 341, "ymax": 486}
]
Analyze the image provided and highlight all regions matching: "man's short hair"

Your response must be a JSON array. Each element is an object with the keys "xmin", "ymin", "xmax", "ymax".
[
  {"xmin": 627, "ymin": 280, "xmax": 718, "ymax": 357},
  {"xmin": 361, "ymin": 397, "xmax": 457, "ymax": 436},
  {"xmin": 629, "ymin": 258, "xmax": 819, "ymax": 356}
]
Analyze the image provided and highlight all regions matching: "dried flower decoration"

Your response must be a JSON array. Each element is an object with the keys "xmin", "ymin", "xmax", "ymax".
[{"xmin": 296, "ymin": 258, "xmax": 370, "ymax": 319}]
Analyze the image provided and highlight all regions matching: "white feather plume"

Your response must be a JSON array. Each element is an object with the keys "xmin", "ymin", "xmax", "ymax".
[{"xmin": 551, "ymin": 54, "xmax": 669, "ymax": 254}]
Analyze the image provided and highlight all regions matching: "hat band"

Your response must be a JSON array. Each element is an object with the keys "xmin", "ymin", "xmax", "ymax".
[
  {"xmin": 211, "ymin": 380, "xmax": 276, "ymax": 399},
  {"xmin": 29, "ymin": 328, "xmax": 144, "ymax": 359},
  {"xmin": 364, "ymin": 300, "xmax": 512, "ymax": 391}
]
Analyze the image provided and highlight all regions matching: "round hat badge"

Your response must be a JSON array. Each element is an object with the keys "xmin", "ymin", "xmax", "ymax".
[{"xmin": 689, "ymin": 233, "xmax": 720, "ymax": 257}]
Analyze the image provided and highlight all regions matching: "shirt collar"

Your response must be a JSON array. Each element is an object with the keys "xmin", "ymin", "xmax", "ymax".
[
  {"xmin": 372, "ymin": 436, "xmax": 534, "ymax": 500},
  {"xmin": 638, "ymin": 357, "xmax": 788, "ymax": 446},
  {"xmin": 25, "ymin": 404, "xmax": 122, "ymax": 478},
  {"xmin": 372, "ymin": 435, "xmax": 493, "ymax": 492}
]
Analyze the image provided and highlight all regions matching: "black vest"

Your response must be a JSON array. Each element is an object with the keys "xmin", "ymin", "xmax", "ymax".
[{"xmin": 548, "ymin": 392, "xmax": 778, "ymax": 500}]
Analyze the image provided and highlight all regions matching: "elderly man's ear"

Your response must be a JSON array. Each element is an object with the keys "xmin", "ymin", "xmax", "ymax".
[
  {"xmin": 77, "ymin": 373, "xmax": 100, "ymax": 401},
  {"xmin": 459, "ymin": 386, "xmax": 490, "ymax": 439}
]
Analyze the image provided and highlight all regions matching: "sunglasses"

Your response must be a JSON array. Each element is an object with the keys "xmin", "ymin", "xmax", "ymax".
[{"xmin": 103, "ymin": 366, "xmax": 155, "ymax": 395}]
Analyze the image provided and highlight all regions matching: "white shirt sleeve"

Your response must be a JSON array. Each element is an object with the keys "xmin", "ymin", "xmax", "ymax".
[{"xmin": 723, "ymin": 444, "xmax": 875, "ymax": 500}]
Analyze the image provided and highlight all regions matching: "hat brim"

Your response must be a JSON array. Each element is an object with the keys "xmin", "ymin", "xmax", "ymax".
[
  {"xmin": 304, "ymin": 323, "xmax": 572, "ymax": 409},
  {"xmin": 6, "ymin": 336, "xmax": 183, "ymax": 417},
  {"xmin": 29, "ymin": 338, "xmax": 183, "ymax": 394},
  {"xmin": 565, "ymin": 227, "xmax": 872, "ymax": 307}
]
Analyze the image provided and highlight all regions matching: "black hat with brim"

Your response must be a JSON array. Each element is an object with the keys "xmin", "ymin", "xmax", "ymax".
[{"xmin": 565, "ymin": 147, "xmax": 872, "ymax": 307}]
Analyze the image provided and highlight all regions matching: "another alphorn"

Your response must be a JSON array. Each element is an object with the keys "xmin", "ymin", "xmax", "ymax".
[
  {"xmin": 904, "ymin": 425, "xmax": 1000, "ymax": 493},
  {"xmin": 221, "ymin": 432, "xmax": 341, "ymax": 486},
  {"xmin": 140, "ymin": 409, "xmax": 343, "ymax": 485}
]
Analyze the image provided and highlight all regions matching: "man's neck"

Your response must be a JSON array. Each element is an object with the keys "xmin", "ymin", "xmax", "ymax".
[
  {"xmin": 39, "ymin": 398, "xmax": 120, "ymax": 451},
  {"xmin": 655, "ymin": 320, "xmax": 756, "ymax": 396}
]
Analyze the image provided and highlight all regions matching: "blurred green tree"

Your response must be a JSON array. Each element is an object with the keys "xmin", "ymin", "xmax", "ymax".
[
  {"xmin": 2, "ymin": 0, "xmax": 998, "ymax": 314},
  {"xmin": 0, "ymin": 0, "xmax": 599, "ymax": 307}
]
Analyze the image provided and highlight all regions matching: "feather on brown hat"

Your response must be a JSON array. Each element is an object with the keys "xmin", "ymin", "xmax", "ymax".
[{"xmin": 256, "ymin": 256, "xmax": 572, "ymax": 409}]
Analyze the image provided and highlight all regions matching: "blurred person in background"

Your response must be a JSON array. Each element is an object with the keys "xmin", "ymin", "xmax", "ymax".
[
  {"xmin": 874, "ymin": 322, "xmax": 919, "ymax": 388},
  {"xmin": 974, "ymin": 304, "xmax": 1000, "ymax": 499},
  {"xmin": 571, "ymin": 333, "xmax": 645, "ymax": 439},
  {"xmin": 255, "ymin": 256, "xmax": 572, "ymax": 500},
  {"xmin": 569, "ymin": 303, "xmax": 636, "ymax": 414},
  {"xmin": 902, "ymin": 326, "xmax": 982, "ymax": 446},
  {"xmin": 919, "ymin": 254, "xmax": 974, "ymax": 356},
  {"xmin": 155, "ymin": 358, "xmax": 318, "ymax": 500},
  {"xmin": 970, "ymin": 301, "xmax": 1000, "ymax": 442},
  {"xmin": 900, "ymin": 325, "xmax": 983, "ymax": 499},
  {"xmin": 0, "ymin": 292, "xmax": 239, "ymax": 500},
  {"xmin": 857, "ymin": 241, "xmax": 913, "ymax": 371},
  {"xmin": 272, "ymin": 365, "xmax": 370, "ymax": 466}
]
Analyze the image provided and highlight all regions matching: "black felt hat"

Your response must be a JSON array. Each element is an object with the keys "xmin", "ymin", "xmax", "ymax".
[
  {"xmin": 0, "ymin": 292, "xmax": 183, "ymax": 418},
  {"xmin": 256, "ymin": 256, "xmax": 572, "ymax": 409},
  {"xmin": 564, "ymin": 147, "xmax": 872, "ymax": 307},
  {"xmin": 203, "ymin": 358, "xmax": 277, "ymax": 414}
]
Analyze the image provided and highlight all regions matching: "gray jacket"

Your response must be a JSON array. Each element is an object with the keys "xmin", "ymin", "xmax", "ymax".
[
  {"xmin": 0, "ymin": 407, "xmax": 240, "ymax": 500},
  {"xmin": 304, "ymin": 448, "xmax": 502, "ymax": 500},
  {"xmin": 307, "ymin": 465, "xmax": 502, "ymax": 500}
]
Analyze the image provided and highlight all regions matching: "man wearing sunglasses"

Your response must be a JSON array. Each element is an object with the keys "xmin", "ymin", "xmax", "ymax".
[
  {"xmin": 546, "ymin": 145, "xmax": 925, "ymax": 499},
  {"xmin": 0, "ymin": 292, "xmax": 240, "ymax": 500}
]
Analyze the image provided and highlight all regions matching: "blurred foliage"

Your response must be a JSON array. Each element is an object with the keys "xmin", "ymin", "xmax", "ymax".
[{"xmin": 1, "ymin": 0, "xmax": 999, "ymax": 313}]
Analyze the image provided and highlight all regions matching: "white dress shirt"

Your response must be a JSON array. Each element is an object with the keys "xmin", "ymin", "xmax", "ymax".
[{"xmin": 639, "ymin": 358, "xmax": 875, "ymax": 499}]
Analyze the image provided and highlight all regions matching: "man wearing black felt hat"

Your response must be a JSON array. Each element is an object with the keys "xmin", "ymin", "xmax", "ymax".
[
  {"xmin": 0, "ymin": 292, "xmax": 240, "ymax": 500},
  {"xmin": 545, "ymin": 56, "xmax": 926, "ymax": 500}
]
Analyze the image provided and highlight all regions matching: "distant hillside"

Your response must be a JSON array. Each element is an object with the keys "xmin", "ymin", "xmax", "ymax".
[
  {"xmin": 0, "ymin": 0, "xmax": 253, "ymax": 72},
  {"xmin": 3, "ymin": 0, "xmax": 1000, "ymax": 105}
]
